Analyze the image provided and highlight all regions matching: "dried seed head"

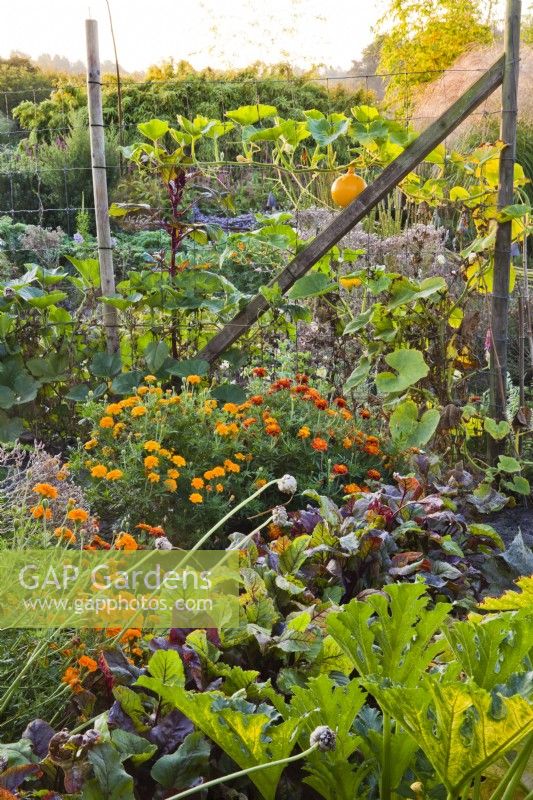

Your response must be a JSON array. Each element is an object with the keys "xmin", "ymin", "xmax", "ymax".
[
  {"xmin": 309, "ymin": 725, "xmax": 336, "ymax": 751},
  {"xmin": 277, "ymin": 474, "xmax": 297, "ymax": 495}
]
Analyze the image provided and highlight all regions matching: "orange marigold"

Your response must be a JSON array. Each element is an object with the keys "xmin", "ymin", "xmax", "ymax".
[
  {"xmin": 298, "ymin": 426, "xmax": 311, "ymax": 438},
  {"xmin": 250, "ymin": 395, "xmax": 264, "ymax": 405},
  {"xmin": 172, "ymin": 455, "xmax": 186, "ymax": 467},
  {"xmin": 32, "ymin": 483, "xmax": 58, "ymax": 499},
  {"xmin": 252, "ymin": 367, "xmax": 267, "ymax": 377},
  {"xmin": 99, "ymin": 416, "xmax": 114, "ymax": 428},
  {"xmin": 186, "ymin": 375, "xmax": 201, "ymax": 385},
  {"xmin": 144, "ymin": 455, "xmax": 159, "ymax": 469},
  {"xmin": 314, "ymin": 398, "xmax": 328, "ymax": 410},
  {"xmin": 106, "ymin": 469, "xmax": 123, "ymax": 481},
  {"xmin": 164, "ymin": 478, "xmax": 178, "ymax": 492},
  {"xmin": 115, "ymin": 532, "xmax": 138, "ymax": 550},
  {"xmin": 215, "ymin": 483, "xmax": 224, "ymax": 493},
  {"xmin": 131, "ymin": 406, "xmax": 147, "ymax": 417},
  {"xmin": 191, "ymin": 477, "xmax": 205, "ymax": 490},
  {"xmin": 332, "ymin": 464, "xmax": 348, "ymax": 475},
  {"xmin": 54, "ymin": 526, "xmax": 76, "ymax": 543},
  {"xmin": 67, "ymin": 508, "xmax": 89, "ymax": 523},
  {"xmin": 344, "ymin": 483, "xmax": 362, "ymax": 494},
  {"xmin": 189, "ymin": 493, "xmax": 203, "ymax": 504},
  {"xmin": 78, "ymin": 655, "xmax": 98, "ymax": 672},
  {"xmin": 367, "ymin": 469, "xmax": 382, "ymax": 480},
  {"xmin": 311, "ymin": 437, "xmax": 328, "ymax": 452},
  {"xmin": 359, "ymin": 408, "xmax": 371, "ymax": 419},
  {"xmin": 31, "ymin": 504, "xmax": 52, "ymax": 520},
  {"xmin": 167, "ymin": 468, "xmax": 180, "ymax": 479},
  {"xmin": 143, "ymin": 440, "xmax": 161, "ymax": 452},
  {"xmin": 91, "ymin": 464, "xmax": 108, "ymax": 478},
  {"xmin": 84, "ymin": 438, "xmax": 98, "ymax": 450},
  {"xmin": 265, "ymin": 423, "xmax": 281, "ymax": 436},
  {"xmin": 147, "ymin": 472, "xmax": 160, "ymax": 483},
  {"xmin": 62, "ymin": 666, "xmax": 80, "ymax": 688}
]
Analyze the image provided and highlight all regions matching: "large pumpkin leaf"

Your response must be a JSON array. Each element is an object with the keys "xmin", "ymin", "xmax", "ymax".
[
  {"xmin": 389, "ymin": 399, "xmax": 440, "ymax": 449},
  {"xmin": 445, "ymin": 614, "xmax": 533, "ymax": 690},
  {"xmin": 287, "ymin": 675, "xmax": 368, "ymax": 800},
  {"xmin": 375, "ymin": 349, "xmax": 429, "ymax": 394},
  {"xmin": 365, "ymin": 678, "xmax": 533, "ymax": 796},
  {"xmin": 225, "ymin": 105, "xmax": 277, "ymax": 125},
  {"xmin": 327, "ymin": 583, "xmax": 450, "ymax": 685}
]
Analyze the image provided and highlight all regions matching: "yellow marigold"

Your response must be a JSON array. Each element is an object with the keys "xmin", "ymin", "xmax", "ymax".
[
  {"xmin": 224, "ymin": 459, "xmax": 240, "ymax": 474},
  {"xmin": 106, "ymin": 403, "xmax": 122, "ymax": 415},
  {"xmin": 32, "ymin": 482, "xmax": 58, "ymax": 499},
  {"xmin": 255, "ymin": 478, "xmax": 267, "ymax": 488},
  {"xmin": 214, "ymin": 422, "xmax": 230, "ymax": 436},
  {"xmin": 106, "ymin": 469, "xmax": 123, "ymax": 480},
  {"xmin": 164, "ymin": 478, "xmax": 178, "ymax": 492},
  {"xmin": 99, "ymin": 416, "xmax": 114, "ymax": 429},
  {"xmin": 115, "ymin": 532, "xmax": 138, "ymax": 550},
  {"xmin": 212, "ymin": 466, "xmax": 226, "ymax": 477},
  {"xmin": 131, "ymin": 406, "xmax": 147, "ymax": 417},
  {"xmin": 186, "ymin": 375, "xmax": 201, "ymax": 385},
  {"xmin": 119, "ymin": 396, "xmax": 138, "ymax": 408},
  {"xmin": 223, "ymin": 402, "xmax": 239, "ymax": 414},
  {"xmin": 189, "ymin": 493, "xmax": 203, "ymax": 504},
  {"xmin": 113, "ymin": 423, "xmax": 126, "ymax": 437},
  {"xmin": 137, "ymin": 386, "xmax": 149, "ymax": 396},
  {"xmin": 143, "ymin": 440, "xmax": 161, "ymax": 452},
  {"xmin": 144, "ymin": 455, "xmax": 159, "ymax": 470},
  {"xmin": 343, "ymin": 437, "xmax": 354, "ymax": 448},
  {"xmin": 191, "ymin": 477, "xmax": 205, "ymax": 490},
  {"xmin": 56, "ymin": 469, "xmax": 68, "ymax": 481},
  {"xmin": 67, "ymin": 508, "xmax": 89, "ymax": 523},
  {"xmin": 172, "ymin": 455, "xmax": 186, "ymax": 467},
  {"xmin": 297, "ymin": 426, "xmax": 311, "ymax": 438},
  {"xmin": 144, "ymin": 375, "xmax": 157, "ymax": 383},
  {"xmin": 78, "ymin": 655, "xmax": 98, "ymax": 672},
  {"xmin": 234, "ymin": 452, "xmax": 246, "ymax": 461},
  {"xmin": 167, "ymin": 468, "xmax": 180, "ymax": 479},
  {"xmin": 84, "ymin": 438, "xmax": 98, "ymax": 450},
  {"xmin": 159, "ymin": 448, "xmax": 171, "ymax": 458},
  {"xmin": 215, "ymin": 483, "xmax": 224, "ymax": 493},
  {"xmin": 147, "ymin": 472, "xmax": 160, "ymax": 483},
  {"xmin": 31, "ymin": 504, "xmax": 52, "ymax": 520},
  {"xmin": 54, "ymin": 526, "xmax": 76, "ymax": 543},
  {"xmin": 101, "ymin": 446, "xmax": 114, "ymax": 457},
  {"xmin": 91, "ymin": 464, "xmax": 108, "ymax": 479}
]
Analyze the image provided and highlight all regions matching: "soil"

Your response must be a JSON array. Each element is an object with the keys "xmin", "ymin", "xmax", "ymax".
[{"xmin": 486, "ymin": 505, "xmax": 533, "ymax": 547}]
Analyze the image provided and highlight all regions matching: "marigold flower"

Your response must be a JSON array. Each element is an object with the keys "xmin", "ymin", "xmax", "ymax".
[
  {"xmin": 159, "ymin": 448, "xmax": 171, "ymax": 458},
  {"xmin": 32, "ymin": 482, "xmax": 58, "ymax": 499},
  {"xmin": 234, "ymin": 452, "xmax": 247, "ymax": 461},
  {"xmin": 243, "ymin": 417, "xmax": 257, "ymax": 428},
  {"xmin": 297, "ymin": 426, "xmax": 311, "ymax": 439},
  {"xmin": 223, "ymin": 402, "xmax": 239, "ymax": 414},
  {"xmin": 31, "ymin": 504, "xmax": 52, "ymax": 520},
  {"xmin": 54, "ymin": 526, "xmax": 76, "ymax": 543},
  {"xmin": 189, "ymin": 493, "xmax": 203, "ymax": 504},
  {"xmin": 84, "ymin": 438, "xmax": 98, "ymax": 450},
  {"xmin": 121, "ymin": 628, "xmax": 142, "ymax": 642},
  {"xmin": 115, "ymin": 532, "xmax": 138, "ymax": 550},
  {"xmin": 106, "ymin": 403, "xmax": 122, "ymax": 416},
  {"xmin": 343, "ymin": 437, "xmax": 353, "ymax": 448},
  {"xmin": 265, "ymin": 423, "xmax": 281, "ymax": 436},
  {"xmin": 340, "ymin": 276, "xmax": 362, "ymax": 289},
  {"xmin": 250, "ymin": 395, "xmax": 264, "ymax": 405},
  {"xmin": 106, "ymin": 469, "xmax": 123, "ymax": 481},
  {"xmin": 367, "ymin": 469, "xmax": 382, "ymax": 480},
  {"xmin": 332, "ymin": 464, "xmax": 348, "ymax": 475},
  {"xmin": 89, "ymin": 534, "xmax": 111, "ymax": 550},
  {"xmin": 99, "ymin": 416, "xmax": 114, "ymax": 428},
  {"xmin": 314, "ymin": 398, "xmax": 328, "ymax": 410},
  {"xmin": 268, "ymin": 523, "xmax": 283, "ymax": 540},
  {"xmin": 143, "ymin": 440, "xmax": 161, "ymax": 452},
  {"xmin": 364, "ymin": 444, "xmax": 380, "ymax": 456},
  {"xmin": 167, "ymin": 468, "xmax": 180, "ymax": 479},
  {"xmin": 78, "ymin": 655, "xmax": 98, "ymax": 672},
  {"xmin": 186, "ymin": 375, "xmax": 201, "ymax": 385},
  {"xmin": 67, "ymin": 508, "xmax": 89, "ymax": 523},
  {"xmin": 311, "ymin": 437, "xmax": 328, "ymax": 452},
  {"xmin": 136, "ymin": 523, "xmax": 165, "ymax": 536},
  {"xmin": 147, "ymin": 472, "xmax": 160, "ymax": 483},
  {"xmin": 191, "ymin": 477, "xmax": 205, "ymax": 490},
  {"xmin": 172, "ymin": 455, "xmax": 186, "ymax": 467},
  {"xmin": 56, "ymin": 469, "xmax": 68, "ymax": 481},
  {"xmin": 62, "ymin": 666, "xmax": 80, "ymax": 688},
  {"xmin": 144, "ymin": 375, "xmax": 157, "ymax": 383},
  {"xmin": 252, "ymin": 367, "xmax": 267, "ymax": 377},
  {"xmin": 255, "ymin": 478, "xmax": 267, "ymax": 488},
  {"xmin": 215, "ymin": 483, "xmax": 224, "ymax": 493},
  {"xmin": 341, "ymin": 409, "xmax": 353, "ymax": 421},
  {"xmin": 131, "ymin": 406, "xmax": 147, "ymax": 417},
  {"xmin": 359, "ymin": 408, "xmax": 371, "ymax": 419},
  {"xmin": 113, "ymin": 423, "xmax": 126, "ymax": 437},
  {"xmin": 334, "ymin": 397, "xmax": 348, "ymax": 408},
  {"xmin": 118, "ymin": 396, "xmax": 138, "ymax": 408},
  {"xmin": 295, "ymin": 373, "xmax": 309, "ymax": 384},
  {"xmin": 344, "ymin": 483, "xmax": 362, "ymax": 494},
  {"xmin": 164, "ymin": 478, "xmax": 178, "ymax": 492},
  {"xmin": 91, "ymin": 464, "xmax": 108, "ymax": 479},
  {"xmin": 224, "ymin": 459, "xmax": 240, "ymax": 473},
  {"xmin": 144, "ymin": 455, "xmax": 159, "ymax": 470}
]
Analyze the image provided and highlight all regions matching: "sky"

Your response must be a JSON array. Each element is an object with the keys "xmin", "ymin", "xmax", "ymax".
[{"xmin": 1, "ymin": 0, "xmax": 385, "ymax": 73}]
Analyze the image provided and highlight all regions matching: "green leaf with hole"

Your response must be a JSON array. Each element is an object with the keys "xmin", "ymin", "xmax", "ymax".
[
  {"xmin": 376, "ymin": 349, "xmax": 429, "ymax": 394},
  {"xmin": 484, "ymin": 417, "xmax": 511, "ymax": 440}
]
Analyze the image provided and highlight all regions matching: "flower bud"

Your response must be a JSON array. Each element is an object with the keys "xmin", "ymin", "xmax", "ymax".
[{"xmin": 310, "ymin": 725, "xmax": 336, "ymax": 752}]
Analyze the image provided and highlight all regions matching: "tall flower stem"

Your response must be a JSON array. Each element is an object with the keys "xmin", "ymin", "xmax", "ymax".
[
  {"xmin": 381, "ymin": 710, "xmax": 392, "ymax": 800},
  {"xmin": 165, "ymin": 742, "xmax": 318, "ymax": 800}
]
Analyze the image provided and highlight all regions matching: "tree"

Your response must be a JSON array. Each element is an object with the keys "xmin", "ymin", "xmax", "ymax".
[
  {"xmin": 376, "ymin": 0, "xmax": 494, "ymax": 105},
  {"xmin": 0, "ymin": 54, "xmax": 55, "ymax": 115}
]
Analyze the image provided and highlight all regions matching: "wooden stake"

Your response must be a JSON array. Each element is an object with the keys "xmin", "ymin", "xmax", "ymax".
[
  {"xmin": 197, "ymin": 56, "xmax": 505, "ymax": 365},
  {"xmin": 488, "ymin": 0, "xmax": 521, "ymax": 460},
  {"xmin": 86, "ymin": 18, "xmax": 120, "ymax": 354}
]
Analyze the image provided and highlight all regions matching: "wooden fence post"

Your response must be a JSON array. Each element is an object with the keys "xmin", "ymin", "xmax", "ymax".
[
  {"xmin": 488, "ymin": 0, "xmax": 521, "ymax": 459},
  {"xmin": 86, "ymin": 18, "xmax": 120, "ymax": 354}
]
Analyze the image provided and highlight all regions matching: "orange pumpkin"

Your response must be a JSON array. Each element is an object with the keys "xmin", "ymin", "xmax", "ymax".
[{"xmin": 331, "ymin": 166, "xmax": 367, "ymax": 207}]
